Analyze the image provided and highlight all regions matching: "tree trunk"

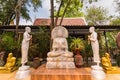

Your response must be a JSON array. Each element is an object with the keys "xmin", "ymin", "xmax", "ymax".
[
  {"xmin": 104, "ymin": 31, "xmax": 109, "ymax": 53},
  {"xmin": 59, "ymin": 0, "xmax": 71, "ymax": 25},
  {"xmin": 15, "ymin": 10, "xmax": 20, "ymax": 39},
  {"xmin": 50, "ymin": 0, "xmax": 54, "ymax": 50},
  {"xmin": 15, "ymin": 0, "xmax": 23, "ymax": 40},
  {"xmin": 50, "ymin": 0, "xmax": 54, "ymax": 29},
  {"xmin": 15, "ymin": 0, "xmax": 23, "ymax": 60},
  {"xmin": 54, "ymin": 0, "xmax": 63, "ymax": 26}
]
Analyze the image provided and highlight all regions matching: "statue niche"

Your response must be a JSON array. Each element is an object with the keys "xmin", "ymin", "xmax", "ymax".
[{"xmin": 46, "ymin": 26, "xmax": 75, "ymax": 68}]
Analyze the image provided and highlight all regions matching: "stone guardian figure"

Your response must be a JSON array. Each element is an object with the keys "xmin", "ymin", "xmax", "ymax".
[
  {"xmin": 21, "ymin": 27, "xmax": 32, "ymax": 66},
  {"xmin": 88, "ymin": 27, "xmax": 100, "ymax": 65},
  {"xmin": 16, "ymin": 27, "xmax": 32, "ymax": 79},
  {"xmin": 89, "ymin": 27, "xmax": 106, "ymax": 80}
]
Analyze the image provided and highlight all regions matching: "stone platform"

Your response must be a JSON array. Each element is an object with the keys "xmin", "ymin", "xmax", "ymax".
[{"xmin": 31, "ymin": 64, "xmax": 91, "ymax": 80}]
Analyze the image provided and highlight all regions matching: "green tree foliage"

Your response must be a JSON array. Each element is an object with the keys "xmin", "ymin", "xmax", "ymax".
[
  {"xmin": 0, "ymin": 32, "xmax": 21, "ymax": 62},
  {"xmin": 54, "ymin": 0, "xmax": 99, "ymax": 18},
  {"xmin": 55, "ymin": 0, "xmax": 83, "ymax": 17},
  {"xmin": 99, "ymin": 31, "xmax": 119, "ymax": 55},
  {"xmin": 110, "ymin": 17, "xmax": 120, "ymax": 25},
  {"xmin": 85, "ymin": 6, "xmax": 108, "ymax": 25},
  {"xmin": 29, "ymin": 27, "xmax": 50, "ymax": 60},
  {"xmin": 106, "ymin": 32, "xmax": 118, "ymax": 49},
  {"xmin": 0, "ymin": 32, "xmax": 19, "ymax": 52},
  {"xmin": 55, "ymin": 0, "xmax": 84, "ymax": 17},
  {"xmin": 51, "ymin": 0, "xmax": 100, "ymax": 27},
  {"xmin": 114, "ymin": 0, "xmax": 120, "ymax": 16},
  {"xmin": 54, "ymin": 0, "xmax": 85, "ymax": 26},
  {"xmin": 0, "ymin": 0, "xmax": 42, "ymax": 25}
]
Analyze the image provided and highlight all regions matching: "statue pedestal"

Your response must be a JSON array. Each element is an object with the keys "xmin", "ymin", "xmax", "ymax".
[
  {"xmin": 46, "ymin": 57, "xmax": 75, "ymax": 68},
  {"xmin": 46, "ymin": 62, "xmax": 75, "ymax": 68},
  {"xmin": 15, "ymin": 66, "xmax": 30, "ymax": 79},
  {"xmin": 91, "ymin": 65, "xmax": 106, "ymax": 80},
  {"xmin": 0, "ymin": 68, "xmax": 12, "ymax": 73}
]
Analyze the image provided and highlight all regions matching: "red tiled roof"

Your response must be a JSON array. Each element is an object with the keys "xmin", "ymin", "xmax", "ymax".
[{"xmin": 33, "ymin": 17, "xmax": 87, "ymax": 26}]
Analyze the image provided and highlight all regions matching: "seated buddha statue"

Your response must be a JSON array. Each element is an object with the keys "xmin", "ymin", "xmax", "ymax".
[
  {"xmin": 101, "ymin": 53, "xmax": 112, "ymax": 70},
  {"xmin": 0, "ymin": 53, "xmax": 16, "ymax": 73},
  {"xmin": 101, "ymin": 53, "xmax": 120, "ymax": 74},
  {"xmin": 4, "ymin": 53, "xmax": 16, "ymax": 69},
  {"xmin": 46, "ymin": 26, "xmax": 75, "ymax": 68}
]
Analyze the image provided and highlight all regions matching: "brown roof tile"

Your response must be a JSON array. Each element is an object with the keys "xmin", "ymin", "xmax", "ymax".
[{"xmin": 33, "ymin": 17, "xmax": 87, "ymax": 26}]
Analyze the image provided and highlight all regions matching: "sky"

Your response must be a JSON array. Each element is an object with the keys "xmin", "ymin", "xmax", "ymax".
[
  {"xmin": 19, "ymin": 0, "xmax": 118, "ymax": 25},
  {"xmin": 19, "ymin": 0, "xmax": 51, "ymax": 25}
]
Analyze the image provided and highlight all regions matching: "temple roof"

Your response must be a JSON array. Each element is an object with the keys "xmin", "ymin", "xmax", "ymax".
[{"xmin": 33, "ymin": 17, "xmax": 87, "ymax": 26}]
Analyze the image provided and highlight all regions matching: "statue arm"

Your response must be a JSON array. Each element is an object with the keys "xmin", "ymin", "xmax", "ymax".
[
  {"xmin": 102, "ymin": 57, "xmax": 111, "ymax": 68},
  {"xmin": 24, "ymin": 33, "xmax": 32, "ymax": 41},
  {"xmin": 90, "ymin": 33, "xmax": 97, "ymax": 42},
  {"xmin": 63, "ymin": 39, "xmax": 68, "ymax": 51},
  {"xmin": 11, "ymin": 58, "xmax": 16, "ymax": 66},
  {"xmin": 47, "ymin": 52, "xmax": 62, "ymax": 57},
  {"xmin": 4, "ymin": 58, "xmax": 16, "ymax": 68},
  {"xmin": 52, "ymin": 39, "xmax": 57, "ymax": 51}
]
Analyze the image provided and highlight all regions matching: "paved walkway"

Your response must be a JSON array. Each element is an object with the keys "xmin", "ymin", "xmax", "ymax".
[
  {"xmin": 0, "ymin": 68, "xmax": 120, "ymax": 80},
  {"xmin": 0, "ymin": 68, "xmax": 34, "ymax": 80}
]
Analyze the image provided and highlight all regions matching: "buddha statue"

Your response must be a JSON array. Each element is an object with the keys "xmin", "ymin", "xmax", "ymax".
[
  {"xmin": 101, "ymin": 53, "xmax": 112, "ymax": 70},
  {"xmin": 46, "ymin": 26, "xmax": 75, "ymax": 68},
  {"xmin": 4, "ymin": 53, "xmax": 16, "ymax": 69},
  {"xmin": 101, "ymin": 53, "xmax": 120, "ymax": 74},
  {"xmin": 0, "ymin": 53, "xmax": 16, "ymax": 73}
]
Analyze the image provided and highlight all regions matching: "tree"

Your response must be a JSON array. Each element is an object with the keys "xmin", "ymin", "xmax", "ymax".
[
  {"xmin": 0, "ymin": 0, "xmax": 42, "ymax": 25},
  {"xmin": 110, "ymin": 17, "xmax": 120, "ymax": 25},
  {"xmin": 29, "ymin": 27, "xmax": 50, "ymax": 60},
  {"xmin": 55, "ymin": 0, "xmax": 83, "ymax": 17},
  {"xmin": 114, "ymin": 0, "xmax": 120, "ymax": 16},
  {"xmin": 54, "ymin": 0, "xmax": 83, "ymax": 26},
  {"xmin": 85, "ymin": 6, "xmax": 108, "ymax": 25}
]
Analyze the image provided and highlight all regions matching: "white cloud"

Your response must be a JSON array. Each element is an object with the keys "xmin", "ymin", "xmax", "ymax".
[
  {"xmin": 83, "ymin": 0, "xmax": 117, "ymax": 16},
  {"xmin": 42, "ymin": 0, "xmax": 50, "ymax": 10},
  {"xmin": 20, "ymin": 20, "xmax": 33, "ymax": 25},
  {"xmin": 93, "ymin": 0, "xmax": 115, "ymax": 15},
  {"xmin": 20, "ymin": 0, "xmax": 118, "ymax": 25},
  {"xmin": 19, "ymin": 0, "xmax": 51, "ymax": 25},
  {"xmin": 15, "ymin": 19, "xmax": 33, "ymax": 25}
]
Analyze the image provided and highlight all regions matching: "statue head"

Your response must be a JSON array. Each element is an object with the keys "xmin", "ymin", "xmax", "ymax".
[
  {"xmin": 25, "ymin": 27, "xmax": 31, "ymax": 33},
  {"xmin": 51, "ymin": 26, "xmax": 68, "ymax": 39},
  {"xmin": 105, "ymin": 53, "xmax": 110, "ymax": 58},
  {"xmin": 8, "ymin": 53, "xmax": 13, "ymax": 58},
  {"xmin": 89, "ymin": 27, "xmax": 95, "ymax": 33},
  {"xmin": 57, "ymin": 29, "xmax": 63, "ymax": 37}
]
